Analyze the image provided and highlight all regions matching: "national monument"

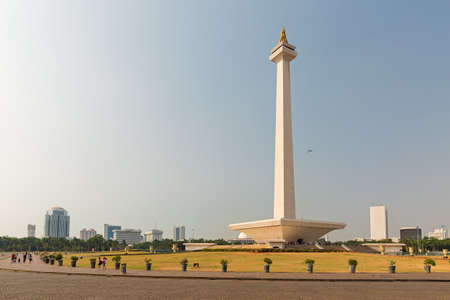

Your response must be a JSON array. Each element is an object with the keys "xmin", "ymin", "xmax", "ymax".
[{"xmin": 229, "ymin": 29, "xmax": 346, "ymax": 248}]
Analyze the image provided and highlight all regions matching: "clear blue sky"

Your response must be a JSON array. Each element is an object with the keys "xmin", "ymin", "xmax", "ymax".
[{"xmin": 0, "ymin": 0, "xmax": 449, "ymax": 241}]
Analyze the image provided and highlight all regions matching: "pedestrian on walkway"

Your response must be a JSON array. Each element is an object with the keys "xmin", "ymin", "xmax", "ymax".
[
  {"xmin": 98, "ymin": 257, "xmax": 102, "ymax": 268},
  {"xmin": 29, "ymin": 253, "xmax": 33, "ymax": 263},
  {"xmin": 23, "ymin": 252, "xmax": 27, "ymax": 263},
  {"xmin": 102, "ymin": 257, "xmax": 107, "ymax": 270}
]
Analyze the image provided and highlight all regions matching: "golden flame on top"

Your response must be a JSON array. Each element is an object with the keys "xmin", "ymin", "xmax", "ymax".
[{"xmin": 279, "ymin": 27, "xmax": 288, "ymax": 44}]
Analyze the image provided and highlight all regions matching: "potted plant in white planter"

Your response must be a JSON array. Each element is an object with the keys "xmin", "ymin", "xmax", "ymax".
[
  {"xmin": 70, "ymin": 256, "xmax": 78, "ymax": 267},
  {"xmin": 220, "ymin": 259, "xmax": 228, "ymax": 272},
  {"xmin": 180, "ymin": 258, "xmax": 188, "ymax": 271},
  {"xmin": 55, "ymin": 254, "xmax": 63, "ymax": 266},
  {"xmin": 112, "ymin": 256, "xmax": 121, "ymax": 270},
  {"xmin": 263, "ymin": 258, "xmax": 272, "ymax": 273},
  {"xmin": 424, "ymin": 258, "xmax": 435, "ymax": 273},
  {"xmin": 388, "ymin": 260, "xmax": 396, "ymax": 274},
  {"xmin": 90, "ymin": 258, "xmax": 96, "ymax": 269},
  {"xmin": 348, "ymin": 259, "xmax": 358, "ymax": 273},
  {"xmin": 305, "ymin": 259, "xmax": 315, "ymax": 273},
  {"xmin": 145, "ymin": 258, "xmax": 152, "ymax": 271}
]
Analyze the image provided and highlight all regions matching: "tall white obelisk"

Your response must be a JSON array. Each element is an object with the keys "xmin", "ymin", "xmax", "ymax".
[
  {"xmin": 229, "ymin": 29, "xmax": 345, "ymax": 246},
  {"xmin": 270, "ymin": 28, "xmax": 298, "ymax": 220}
]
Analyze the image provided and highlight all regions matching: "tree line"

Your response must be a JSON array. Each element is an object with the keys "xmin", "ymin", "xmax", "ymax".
[
  {"xmin": 0, "ymin": 235, "xmax": 230, "ymax": 252},
  {"xmin": 342, "ymin": 237, "xmax": 450, "ymax": 251},
  {"xmin": 0, "ymin": 235, "xmax": 121, "ymax": 252}
]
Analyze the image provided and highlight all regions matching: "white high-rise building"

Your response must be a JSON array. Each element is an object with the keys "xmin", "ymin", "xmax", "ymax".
[
  {"xmin": 112, "ymin": 228, "xmax": 142, "ymax": 245},
  {"xmin": 44, "ymin": 207, "xmax": 70, "ymax": 238},
  {"xmin": 80, "ymin": 228, "xmax": 97, "ymax": 241},
  {"xmin": 370, "ymin": 205, "xmax": 388, "ymax": 240},
  {"xmin": 27, "ymin": 224, "xmax": 36, "ymax": 238},
  {"xmin": 428, "ymin": 226, "xmax": 448, "ymax": 240}
]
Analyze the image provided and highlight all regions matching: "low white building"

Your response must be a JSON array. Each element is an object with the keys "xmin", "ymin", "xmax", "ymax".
[
  {"xmin": 362, "ymin": 243, "xmax": 405, "ymax": 254},
  {"xmin": 428, "ymin": 226, "xmax": 448, "ymax": 240},
  {"xmin": 113, "ymin": 228, "xmax": 142, "ymax": 245},
  {"xmin": 183, "ymin": 243, "xmax": 216, "ymax": 251},
  {"xmin": 144, "ymin": 229, "xmax": 163, "ymax": 242}
]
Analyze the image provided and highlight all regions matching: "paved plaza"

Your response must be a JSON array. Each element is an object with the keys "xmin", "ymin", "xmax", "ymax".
[
  {"xmin": 1, "ymin": 255, "xmax": 450, "ymax": 299},
  {"xmin": 1, "ymin": 269, "xmax": 450, "ymax": 300}
]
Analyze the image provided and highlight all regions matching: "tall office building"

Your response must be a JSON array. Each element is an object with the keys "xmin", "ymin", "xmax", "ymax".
[
  {"xmin": 44, "ymin": 207, "xmax": 70, "ymax": 238},
  {"xmin": 400, "ymin": 226, "xmax": 422, "ymax": 241},
  {"xmin": 80, "ymin": 228, "xmax": 97, "ymax": 241},
  {"xmin": 173, "ymin": 226, "xmax": 186, "ymax": 241},
  {"xmin": 144, "ymin": 229, "xmax": 163, "ymax": 242},
  {"xmin": 370, "ymin": 205, "xmax": 388, "ymax": 240},
  {"xmin": 104, "ymin": 224, "xmax": 122, "ymax": 240},
  {"xmin": 27, "ymin": 224, "xmax": 36, "ymax": 238},
  {"xmin": 112, "ymin": 228, "xmax": 142, "ymax": 245}
]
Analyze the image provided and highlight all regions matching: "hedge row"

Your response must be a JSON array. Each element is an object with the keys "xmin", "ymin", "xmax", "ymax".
[{"xmin": 202, "ymin": 248, "xmax": 344, "ymax": 253}]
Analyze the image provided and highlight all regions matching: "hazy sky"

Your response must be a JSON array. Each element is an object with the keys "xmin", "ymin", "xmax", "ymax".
[{"xmin": 1, "ymin": 1, "xmax": 449, "ymax": 241}]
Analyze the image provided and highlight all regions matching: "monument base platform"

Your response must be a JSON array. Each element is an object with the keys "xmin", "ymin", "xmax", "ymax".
[{"xmin": 229, "ymin": 218, "xmax": 346, "ymax": 248}]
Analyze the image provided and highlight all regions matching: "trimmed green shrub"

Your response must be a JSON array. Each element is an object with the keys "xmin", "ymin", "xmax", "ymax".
[
  {"xmin": 348, "ymin": 259, "xmax": 358, "ymax": 266},
  {"xmin": 424, "ymin": 259, "xmax": 436, "ymax": 266}
]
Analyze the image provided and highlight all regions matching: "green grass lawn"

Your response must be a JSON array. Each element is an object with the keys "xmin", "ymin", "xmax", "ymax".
[{"xmin": 60, "ymin": 251, "xmax": 450, "ymax": 273}]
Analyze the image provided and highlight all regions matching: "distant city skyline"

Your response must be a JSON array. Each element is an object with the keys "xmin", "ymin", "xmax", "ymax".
[{"xmin": 1, "ymin": 1, "xmax": 450, "ymax": 240}]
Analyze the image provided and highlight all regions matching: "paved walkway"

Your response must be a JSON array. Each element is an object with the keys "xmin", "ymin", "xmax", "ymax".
[
  {"xmin": 2, "ymin": 269, "xmax": 450, "ymax": 300},
  {"xmin": 1, "ymin": 253, "xmax": 450, "ymax": 282}
]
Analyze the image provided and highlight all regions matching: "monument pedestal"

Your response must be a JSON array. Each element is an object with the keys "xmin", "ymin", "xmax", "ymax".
[{"xmin": 229, "ymin": 218, "xmax": 346, "ymax": 247}]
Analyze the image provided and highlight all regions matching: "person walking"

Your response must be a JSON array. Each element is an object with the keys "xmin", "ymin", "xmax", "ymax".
[
  {"xmin": 23, "ymin": 252, "xmax": 27, "ymax": 263},
  {"xmin": 29, "ymin": 253, "xmax": 33, "ymax": 263},
  {"xmin": 98, "ymin": 257, "xmax": 102, "ymax": 268},
  {"xmin": 102, "ymin": 257, "xmax": 107, "ymax": 270}
]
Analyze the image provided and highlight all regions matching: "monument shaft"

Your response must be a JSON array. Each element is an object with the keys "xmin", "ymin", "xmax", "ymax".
[{"xmin": 270, "ymin": 31, "xmax": 297, "ymax": 219}]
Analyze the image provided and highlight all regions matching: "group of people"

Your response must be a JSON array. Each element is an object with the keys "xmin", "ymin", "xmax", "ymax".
[
  {"xmin": 10, "ymin": 252, "xmax": 32, "ymax": 263},
  {"xmin": 98, "ymin": 256, "xmax": 107, "ymax": 269}
]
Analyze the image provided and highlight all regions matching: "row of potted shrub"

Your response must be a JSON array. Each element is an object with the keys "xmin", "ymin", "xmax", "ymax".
[
  {"xmin": 44, "ymin": 255, "xmax": 440, "ymax": 274},
  {"xmin": 300, "ymin": 258, "xmax": 438, "ymax": 274},
  {"xmin": 224, "ymin": 258, "xmax": 439, "ymax": 274},
  {"xmin": 40, "ymin": 253, "xmax": 64, "ymax": 266},
  {"xmin": 306, "ymin": 258, "xmax": 438, "ymax": 274}
]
